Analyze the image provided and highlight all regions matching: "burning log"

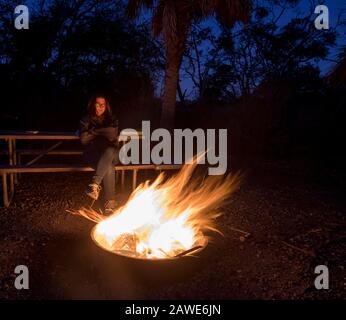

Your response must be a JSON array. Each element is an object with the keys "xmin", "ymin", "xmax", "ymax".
[{"xmin": 174, "ymin": 245, "xmax": 204, "ymax": 258}]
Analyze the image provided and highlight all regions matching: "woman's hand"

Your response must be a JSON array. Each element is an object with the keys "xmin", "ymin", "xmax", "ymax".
[
  {"xmin": 89, "ymin": 127, "xmax": 99, "ymax": 135},
  {"xmin": 80, "ymin": 129, "xmax": 96, "ymax": 145}
]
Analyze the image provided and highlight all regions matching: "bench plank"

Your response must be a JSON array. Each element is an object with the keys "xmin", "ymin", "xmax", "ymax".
[
  {"xmin": 0, "ymin": 130, "xmax": 143, "ymax": 140},
  {"xmin": 0, "ymin": 164, "xmax": 183, "ymax": 207},
  {"xmin": 0, "ymin": 164, "xmax": 164, "ymax": 173},
  {"xmin": 19, "ymin": 150, "xmax": 83, "ymax": 155}
]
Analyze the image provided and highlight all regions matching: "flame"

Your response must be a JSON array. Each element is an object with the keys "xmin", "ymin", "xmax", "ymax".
[{"xmin": 70, "ymin": 159, "xmax": 241, "ymax": 259}]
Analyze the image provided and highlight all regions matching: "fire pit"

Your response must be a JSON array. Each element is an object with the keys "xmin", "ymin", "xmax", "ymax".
[
  {"xmin": 90, "ymin": 225, "xmax": 211, "ymax": 286},
  {"xmin": 69, "ymin": 157, "xmax": 241, "ymax": 284}
]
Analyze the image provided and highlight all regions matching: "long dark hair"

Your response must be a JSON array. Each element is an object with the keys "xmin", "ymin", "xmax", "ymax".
[{"xmin": 87, "ymin": 94, "xmax": 113, "ymax": 121}]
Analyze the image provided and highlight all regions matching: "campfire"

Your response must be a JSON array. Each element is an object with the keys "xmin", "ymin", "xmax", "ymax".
[{"xmin": 69, "ymin": 159, "xmax": 241, "ymax": 260}]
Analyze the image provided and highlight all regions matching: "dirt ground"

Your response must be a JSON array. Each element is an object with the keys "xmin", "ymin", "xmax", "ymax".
[{"xmin": 1, "ymin": 160, "xmax": 345, "ymax": 300}]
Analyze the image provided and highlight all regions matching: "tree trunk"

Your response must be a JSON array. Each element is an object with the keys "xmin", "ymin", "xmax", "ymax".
[{"xmin": 161, "ymin": 44, "xmax": 184, "ymax": 130}]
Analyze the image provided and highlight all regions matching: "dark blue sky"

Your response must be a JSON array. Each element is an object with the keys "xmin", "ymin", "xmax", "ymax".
[
  {"xmin": 172, "ymin": 0, "xmax": 346, "ymax": 98},
  {"xmin": 279, "ymin": 0, "xmax": 346, "ymax": 72},
  {"xmin": 22, "ymin": 0, "xmax": 346, "ymax": 97}
]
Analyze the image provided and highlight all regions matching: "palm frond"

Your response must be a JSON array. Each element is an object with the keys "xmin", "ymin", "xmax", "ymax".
[
  {"xmin": 197, "ymin": 0, "xmax": 215, "ymax": 14},
  {"xmin": 194, "ymin": 0, "xmax": 252, "ymax": 26},
  {"xmin": 127, "ymin": 0, "xmax": 154, "ymax": 18},
  {"xmin": 215, "ymin": 0, "xmax": 252, "ymax": 26}
]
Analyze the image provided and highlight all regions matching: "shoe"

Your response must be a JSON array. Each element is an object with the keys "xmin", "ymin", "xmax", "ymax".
[
  {"xmin": 104, "ymin": 200, "xmax": 118, "ymax": 215},
  {"xmin": 85, "ymin": 183, "xmax": 101, "ymax": 200}
]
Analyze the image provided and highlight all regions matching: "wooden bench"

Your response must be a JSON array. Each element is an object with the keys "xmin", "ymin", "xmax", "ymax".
[
  {"xmin": 0, "ymin": 130, "xmax": 155, "ymax": 208},
  {"xmin": 0, "ymin": 149, "xmax": 83, "ymax": 156},
  {"xmin": 0, "ymin": 164, "xmax": 182, "ymax": 207}
]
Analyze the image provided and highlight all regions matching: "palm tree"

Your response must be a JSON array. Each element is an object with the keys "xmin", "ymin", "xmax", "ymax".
[{"xmin": 127, "ymin": 0, "xmax": 252, "ymax": 129}]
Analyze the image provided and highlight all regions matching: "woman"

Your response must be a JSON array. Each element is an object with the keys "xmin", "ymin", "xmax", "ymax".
[{"xmin": 78, "ymin": 94, "xmax": 119, "ymax": 214}]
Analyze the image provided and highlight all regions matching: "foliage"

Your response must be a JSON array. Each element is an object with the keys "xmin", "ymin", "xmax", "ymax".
[{"xmin": 0, "ymin": 0, "xmax": 162, "ymax": 130}]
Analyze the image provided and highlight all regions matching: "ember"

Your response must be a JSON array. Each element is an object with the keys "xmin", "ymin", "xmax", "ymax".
[{"xmin": 70, "ymin": 157, "xmax": 241, "ymax": 260}]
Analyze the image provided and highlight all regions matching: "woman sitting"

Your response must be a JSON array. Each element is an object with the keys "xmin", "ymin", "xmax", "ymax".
[{"xmin": 78, "ymin": 94, "xmax": 119, "ymax": 214}]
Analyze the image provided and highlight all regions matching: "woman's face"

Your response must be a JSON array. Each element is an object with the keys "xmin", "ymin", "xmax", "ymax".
[{"xmin": 95, "ymin": 97, "xmax": 106, "ymax": 117}]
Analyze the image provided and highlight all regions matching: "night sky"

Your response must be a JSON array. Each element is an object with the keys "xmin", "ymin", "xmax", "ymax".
[
  {"xmin": 10, "ymin": 0, "xmax": 346, "ymax": 97},
  {"xmin": 174, "ymin": 0, "xmax": 346, "ymax": 98}
]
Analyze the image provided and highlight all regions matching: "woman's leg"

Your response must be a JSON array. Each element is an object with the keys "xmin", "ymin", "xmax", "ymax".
[
  {"xmin": 85, "ymin": 146, "xmax": 119, "ymax": 203},
  {"xmin": 92, "ymin": 146, "xmax": 116, "ymax": 186},
  {"xmin": 103, "ymin": 167, "xmax": 115, "ymax": 200}
]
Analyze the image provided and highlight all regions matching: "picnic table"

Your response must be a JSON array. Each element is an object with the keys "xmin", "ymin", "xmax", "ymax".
[
  {"xmin": 0, "ymin": 129, "xmax": 142, "ymax": 168},
  {"xmin": 0, "ymin": 130, "xmax": 181, "ymax": 207}
]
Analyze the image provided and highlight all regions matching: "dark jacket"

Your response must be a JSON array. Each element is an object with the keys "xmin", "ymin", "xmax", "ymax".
[{"xmin": 78, "ymin": 114, "xmax": 119, "ymax": 164}]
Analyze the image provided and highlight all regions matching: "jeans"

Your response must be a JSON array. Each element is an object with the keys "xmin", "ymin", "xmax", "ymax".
[{"xmin": 91, "ymin": 146, "xmax": 119, "ymax": 201}]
